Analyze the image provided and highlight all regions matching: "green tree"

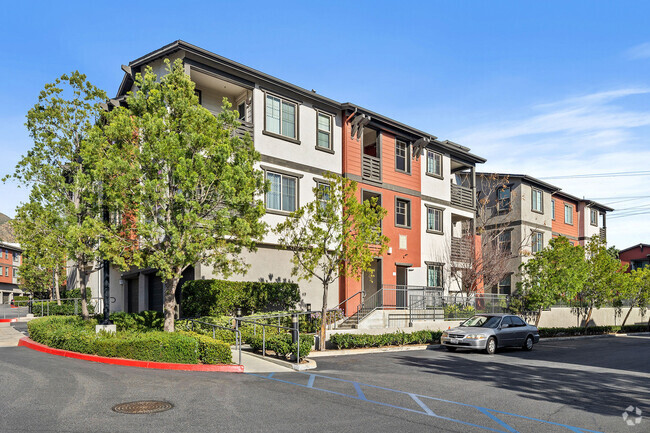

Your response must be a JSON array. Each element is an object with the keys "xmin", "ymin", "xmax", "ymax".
[
  {"xmin": 517, "ymin": 236, "xmax": 588, "ymax": 326},
  {"xmin": 99, "ymin": 59, "xmax": 267, "ymax": 332},
  {"xmin": 580, "ymin": 236, "xmax": 627, "ymax": 328},
  {"xmin": 275, "ymin": 172, "xmax": 389, "ymax": 350},
  {"xmin": 12, "ymin": 202, "xmax": 67, "ymax": 304},
  {"xmin": 618, "ymin": 267, "xmax": 650, "ymax": 328},
  {"xmin": 5, "ymin": 72, "xmax": 108, "ymax": 319}
]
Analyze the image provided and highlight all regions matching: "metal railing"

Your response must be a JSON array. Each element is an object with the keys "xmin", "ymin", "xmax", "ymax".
[
  {"xmin": 185, "ymin": 318, "xmax": 242, "ymax": 365},
  {"xmin": 362, "ymin": 154, "xmax": 381, "ymax": 182},
  {"xmin": 450, "ymin": 183, "xmax": 474, "ymax": 208},
  {"xmin": 238, "ymin": 316, "xmax": 303, "ymax": 366},
  {"xmin": 355, "ymin": 286, "xmax": 445, "ymax": 325}
]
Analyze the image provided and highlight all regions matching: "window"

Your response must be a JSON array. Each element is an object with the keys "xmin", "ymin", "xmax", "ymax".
[
  {"xmin": 511, "ymin": 316, "xmax": 526, "ymax": 326},
  {"xmin": 498, "ymin": 187, "xmax": 511, "ymax": 211},
  {"xmin": 426, "ymin": 151, "xmax": 442, "ymax": 177},
  {"xmin": 4, "ymin": 250, "xmax": 7, "ymax": 259},
  {"xmin": 426, "ymin": 206, "xmax": 443, "ymax": 233},
  {"xmin": 551, "ymin": 199, "xmax": 556, "ymax": 220},
  {"xmin": 4, "ymin": 267, "xmax": 7, "ymax": 277},
  {"xmin": 395, "ymin": 198, "xmax": 411, "ymax": 228},
  {"xmin": 13, "ymin": 252, "xmax": 19, "ymax": 262},
  {"xmin": 316, "ymin": 181, "xmax": 330, "ymax": 213},
  {"xmin": 316, "ymin": 113, "xmax": 332, "ymax": 150},
  {"xmin": 498, "ymin": 231, "xmax": 511, "ymax": 254},
  {"xmin": 532, "ymin": 189, "xmax": 543, "ymax": 213},
  {"xmin": 12, "ymin": 268, "xmax": 16, "ymax": 277},
  {"xmin": 531, "ymin": 232, "xmax": 543, "ymax": 253},
  {"xmin": 590, "ymin": 209, "xmax": 598, "ymax": 226},
  {"xmin": 237, "ymin": 102, "xmax": 246, "ymax": 121},
  {"xmin": 194, "ymin": 89, "xmax": 202, "ymax": 105},
  {"xmin": 266, "ymin": 171, "xmax": 297, "ymax": 212},
  {"xmin": 497, "ymin": 276, "xmax": 511, "ymax": 295},
  {"xmin": 564, "ymin": 204, "xmax": 573, "ymax": 225},
  {"xmin": 265, "ymin": 94, "xmax": 297, "ymax": 140},
  {"xmin": 395, "ymin": 140, "xmax": 410, "ymax": 173},
  {"xmin": 427, "ymin": 264, "xmax": 443, "ymax": 288}
]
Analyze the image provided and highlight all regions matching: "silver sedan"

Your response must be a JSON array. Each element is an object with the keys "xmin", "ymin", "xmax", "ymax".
[{"xmin": 441, "ymin": 314, "xmax": 540, "ymax": 354}]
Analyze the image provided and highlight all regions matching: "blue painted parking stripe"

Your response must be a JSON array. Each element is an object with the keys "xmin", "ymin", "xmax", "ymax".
[
  {"xmin": 247, "ymin": 372, "xmax": 603, "ymax": 433},
  {"xmin": 477, "ymin": 407, "xmax": 520, "ymax": 433}
]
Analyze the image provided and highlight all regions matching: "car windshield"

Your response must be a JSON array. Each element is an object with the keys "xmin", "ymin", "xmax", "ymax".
[{"xmin": 460, "ymin": 315, "xmax": 502, "ymax": 328}]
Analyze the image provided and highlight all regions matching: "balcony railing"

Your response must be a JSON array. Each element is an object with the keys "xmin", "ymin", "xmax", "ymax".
[
  {"xmin": 234, "ymin": 121, "xmax": 254, "ymax": 140},
  {"xmin": 362, "ymin": 154, "xmax": 381, "ymax": 182},
  {"xmin": 450, "ymin": 184, "xmax": 474, "ymax": 209},
  {"xmin": 599, "ymin": 227, "xmax": 606, "ymax": 243},
  {"xmin": 451, "ymin": 237, "xmax": 471, "ymax": 262}
]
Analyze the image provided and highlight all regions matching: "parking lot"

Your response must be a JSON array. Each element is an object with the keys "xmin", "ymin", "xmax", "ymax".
[{"xmin": 0, "ymin": 330, "xmax": 647, "ymax": 432}]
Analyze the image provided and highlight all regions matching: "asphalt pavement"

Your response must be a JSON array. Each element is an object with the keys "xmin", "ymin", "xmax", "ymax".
[{"xmin": 0, "ymin": 331, "xmax": 647, "ymax": 433}]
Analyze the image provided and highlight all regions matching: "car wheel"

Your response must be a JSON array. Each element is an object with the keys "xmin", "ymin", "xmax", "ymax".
[
  {"xmin": 523, "ymin": 335, "xmax": 534, "ymax": 351},
  {"xmin": 445, "ymin": 346, "xmax": 457, "ymax": 352},
  {"xmin": 485, "ymin": 337, "xmax": 497, "ymax": 355}
]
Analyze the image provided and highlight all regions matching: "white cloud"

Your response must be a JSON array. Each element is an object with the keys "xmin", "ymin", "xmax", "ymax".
[{"xmin": 625, "ymin": 42, "xmax": 650, "ymax": 60}]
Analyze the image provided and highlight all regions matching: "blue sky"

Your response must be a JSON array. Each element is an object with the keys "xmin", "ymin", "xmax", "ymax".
[{"xmin": 1, "ymin": 1, "xmax": 649, "ymax": 249}]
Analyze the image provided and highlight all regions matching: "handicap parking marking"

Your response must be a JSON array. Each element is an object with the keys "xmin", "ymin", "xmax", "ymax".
[{"xmin": 248, "ymin": 371, "xmax": 603, "ymax": 433}]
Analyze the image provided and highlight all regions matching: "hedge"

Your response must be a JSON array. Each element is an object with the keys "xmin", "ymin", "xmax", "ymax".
[
  {"xmin": 176, "ymin": 317, "xmax": 238, "ymax": 345},
  {"xmin": 539, "ymin": 324, "xmax": 649, "ymax": 338},
  {"xmin": 247, "ymin": 333, "xmax": 314, "ymax": 361},
  {"xmin": 110, "ymin": 311, "xmax": 164, "ymax": 332},
  {"xmin": 181, "ymin": 279, "xmax": 300, "ymax": 317},
  {"xmin": 27, "ymin": 316, "xmax": 232, "ymax": 364},
  {"xmin": 330, "ymin": 330, "xmax": 443, "ymax": 350}
]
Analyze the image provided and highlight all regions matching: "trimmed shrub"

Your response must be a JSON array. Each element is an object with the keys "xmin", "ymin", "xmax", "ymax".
[
  {"xmin": 247, "ymin": 333, "xmax": 314, "ymax": 360},
  {"xmin": 329, "ymin": 330, "xmax": 443, "ymax": 350},
  {"xmin": 176, "ymin": 317, "xmax": 238, "ymax": 345},
  {"xmin": 27, "ymin": 316, "xmax": 234, "ymax": 364},
  {"xmin": 181, "ymin": 280, "xmax": 300, "ymax": 317},
  {"xmin": 539, "ymin": 324, "xmax": 648, "ymax": 338}
]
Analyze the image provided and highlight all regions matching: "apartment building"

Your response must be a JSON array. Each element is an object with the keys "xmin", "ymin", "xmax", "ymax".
[
  {"xmin": 340, "ymin": 105, "xmax": 485, "ymax": 315},
  {"xmin": 82, "ymin": 40, "xmax": 485, "ymax": 316},
  {"xmin": 620, "ymin": 244, "xmax": 650, "ymax": 271},
  {"xmin": 551, "ymin": 192, "xmax": 612, "ymax": 246},
  {"xmin": 0, "ymin": 242, "xmax": 22, "ymax": 304},
  {"xmin": 477, "ymin": 173, "xmax": 613, "ymax": 294}
]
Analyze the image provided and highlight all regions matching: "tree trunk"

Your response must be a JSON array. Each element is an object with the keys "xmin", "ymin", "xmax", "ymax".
[
  {"xmin": 78, "ymin": 263, "xmax": 89, "ymax": 320},
  {"xmin": 319, "ymin": 282, "xmax": 328, "ymax": 351},
  {"xmin": 535, "ymin": 307, "xmax": 542, "ymax": 327},
  {"xmin": 583, "ymin": 306, "xmax": 593, "ymax": 330},
  {"xmin": 163, "ymin": 276, "xmax": 180, "ymax": 332},
  {"xmin": 54, "ymin": 269, "xmax": 61, "ymax": 306},
  {"xmin": 620, "ymin": 305, "xmax": 634, "ymax": 329}
]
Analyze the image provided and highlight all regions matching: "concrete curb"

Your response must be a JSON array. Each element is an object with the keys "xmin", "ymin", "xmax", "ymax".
[
  {"xmin": 18, "ymin": 337, "xmax": 244, "ymax": 372},
  {"xmin": 241, "ymin": 349, "xmax": 317, "ymax": 371},
  {"xmin": 0, "ymin": 318, "xmax": 18, "ymax": 323},
  {"xmin": 309, "ymin": 344, "xmax": 437, "ymax": 357}
]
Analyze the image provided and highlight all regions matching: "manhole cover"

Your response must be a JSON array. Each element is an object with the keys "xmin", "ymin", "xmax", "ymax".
[{"xmin": 112, "ymin": 400, "xmax": 173, "ymax": 414}]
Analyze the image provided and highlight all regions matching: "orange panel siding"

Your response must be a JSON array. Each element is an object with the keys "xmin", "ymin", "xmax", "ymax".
[{"xmin": 551, "ymin": 196, "xmax": 579, "ymax": 245}]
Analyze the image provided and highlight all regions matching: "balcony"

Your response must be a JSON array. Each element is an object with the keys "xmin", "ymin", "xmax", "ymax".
[
  {"xmin": 451, "ymin": 236, "xmax": 471, "ymax": 262},
  {"xmin": 451, "ymin": 184, "xmax": 474, "ymax": 209},
  {"xmin": 599, "ymin": 227, "xmax": 606, "ymax": 243},
  {"xmin": 234, "ymin": 121, "xmax": 254, "ymax": 140},
  {"xmin": 362, "ymin": 154, "xmax": 381, "ymax": 182}
]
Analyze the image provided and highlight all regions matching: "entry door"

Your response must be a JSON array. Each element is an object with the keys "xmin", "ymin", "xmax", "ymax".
[
  {"xmin": 127, "ymin": 279, "xmax": 139, "ymax": 313},
  {"xmin": 396, "ymin": 266, "xmax": 409, "ymax": 308}
]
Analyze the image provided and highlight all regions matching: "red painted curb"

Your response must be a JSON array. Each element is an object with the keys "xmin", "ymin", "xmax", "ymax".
[
  {"xmin": 18, "ymin": 337, "xmax": 244, "ymax": 373},
  {"xmin": 0, "ymin": 318, "xmax": 18, "ymax": 323}
]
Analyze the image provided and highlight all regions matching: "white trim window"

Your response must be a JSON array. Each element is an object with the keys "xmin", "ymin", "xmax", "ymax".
[
  {"xmin": 427, "ymin": 264, "xmax": 443, "ymax": 288},
  {"xmin": 564, "ymin": 204, "xmax": 573, "ymax": 225},
  {"xmin": 265, "ymin": 94, "xmax": 297, "ymax": 139},
  {"xmin": 266, "ymin": 172, "xmax": 297, "ymax": 212},
  {"xmin": 426, "ymin": 151, "xmax": 442, "ymax": 177},
  {"xmin": 590, "ymin": 209, "xmax": 598, "ymax": 226},
  {"xmin": 532, "ymin": 189, "xmax": 543, "ymax": 212},
  {"xmin": 395, "ymin": 140, "xmax": 410, "ymax": 173},
  {"xmin": 532, "ymin": 232, "xmax": 543, "ymax": 253},
  {"xmin": 426, "ymin": 206, "xmax": 442, "ymax": 233},
  {"xmin": 551, "ymin": 199, "xmax": 556, "ymax": 220},
  {"xmin": 316, "ymin": 181, "xmax": 331, "ymax": 212},
  {"xmin": 316, "ymin": 113, "xmax": 332, "ymax": 150}
]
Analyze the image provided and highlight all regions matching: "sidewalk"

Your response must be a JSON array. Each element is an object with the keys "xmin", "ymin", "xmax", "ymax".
[{"xmin": 0, "ymin": 322, "xmax": 27, "ymax": 347}]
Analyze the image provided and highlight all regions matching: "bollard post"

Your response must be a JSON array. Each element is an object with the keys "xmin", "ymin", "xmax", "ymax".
[{"xmin": 263, "ymin": 326, "xmax": 266, "ymax": 357}]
